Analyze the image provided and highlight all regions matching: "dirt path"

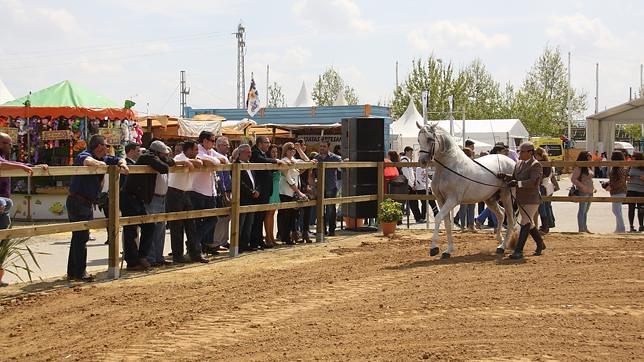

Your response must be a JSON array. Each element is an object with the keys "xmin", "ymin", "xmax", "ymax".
[{"xmin": 1, "ymin": 230, "xmax": 642, "ymax": 361}]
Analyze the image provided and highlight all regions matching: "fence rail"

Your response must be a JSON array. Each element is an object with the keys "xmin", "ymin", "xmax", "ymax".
[{"xmin": 1, "ymin": 159, "xmax": 643, "ymax": 279}]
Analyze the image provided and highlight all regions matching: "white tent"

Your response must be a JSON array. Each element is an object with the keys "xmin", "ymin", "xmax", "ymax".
[
  {"xmin": 332, "ymin": 89, "xmax": 347, "ymax": 106},
  {"xmin": 0, "ymin": 78, "xmax": 14, "ymax": 104},
  {"xmin": 293, "ymin": 81, "xmax": 314, "ymax": 107},
  {"xmin": 433, "ymin": 119, "xmax": 529, "ymax": 150},
  {"xmin": 389, "ymin": 100, "xmax": 527, "ymax": 153}
]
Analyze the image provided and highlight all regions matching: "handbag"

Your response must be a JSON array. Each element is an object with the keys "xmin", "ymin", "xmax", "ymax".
[{"xmin": 568, "ymin": 186, "xmax": 579, "ymax": 197}]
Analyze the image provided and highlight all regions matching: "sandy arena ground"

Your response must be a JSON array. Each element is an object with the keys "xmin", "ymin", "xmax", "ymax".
[{"xmin": 0, "ymin": 230, "xmax": 642, "ymax": 361}]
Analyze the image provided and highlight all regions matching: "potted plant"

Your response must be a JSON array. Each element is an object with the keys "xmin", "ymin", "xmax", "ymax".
[
  {"xmin": 378, "ymin": 198, "xmax": 403, "ymax": 236},
  {"xmin": 0, "ymin": 237, "xmax": 44, "ymax": 286}
]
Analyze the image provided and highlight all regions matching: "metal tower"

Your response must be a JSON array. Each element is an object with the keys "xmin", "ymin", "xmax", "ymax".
[
  {"xmin": 179, "ymin": 70, "xmax": 190, "ymax": 118},
  {"xmin": 234, "ymin": 23, "xmax": 246, "ymax": 109}
]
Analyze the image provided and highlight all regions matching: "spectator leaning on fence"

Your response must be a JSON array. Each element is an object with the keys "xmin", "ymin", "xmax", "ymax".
[
  {"xmin": 211, "ymin": 136, "xmax": 232, "ymax": 253},
  {"xmin": 191, "ymin": 131, "xmax": 225, "ymax": 254},
  {"xmin": 141, "ymin": 140, "xmax": 176, "ymax": 267},
  {"xmin": 571, "ymin": 151, "xmax": 595, "ymax": 233},
  {"xmin": 235, "ymin": 144, "xmax": 260, "ymax": 252},
  {"xmin": 604, "ymin": 151, "xmax": 628, "ymax": 233},
  {"xmin": 0, "ymin": 132, "xmax": 37, "ymax": 230},
  {"xmin": 314, "ymin": 141, "xmax": 342, "ymax": 237},
  {"xmin": 166, "ymin": 140, "xmax": 205, "ymax": 263},
  {"xmin": 251, "ymin": 136, "xmax": 285, "ymax": 249},
  {"xmin": 626, "ymin": 152, "xmax": 644, "ymax": 232},
  {"xmin": 121, "ymin": 140, "xmax": 174, "ymax": 270},
  {"xmin": 66, "ymin": 134, "xmax": 129, "ymax": 282}
]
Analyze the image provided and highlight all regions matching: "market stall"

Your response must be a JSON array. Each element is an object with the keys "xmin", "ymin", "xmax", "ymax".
[{"xmin": 0, "ymin": 80, "xmax": 141, "ymax": 220}]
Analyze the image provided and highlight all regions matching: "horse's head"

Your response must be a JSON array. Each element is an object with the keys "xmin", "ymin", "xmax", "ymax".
[{"xmin": 417, "ymin": 122, "xmax": 440, "ymax": 167}]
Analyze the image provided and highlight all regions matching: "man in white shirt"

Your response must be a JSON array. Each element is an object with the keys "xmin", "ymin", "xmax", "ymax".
[
  {"xmin": 167, "ymin": 140, "xmax": 206, "ymax": 263},
  {"xmin": 400, "ymin": 146, "xmax": 423, "ymax": 223},
  {"xmin": 190, "ymin": 131, "xmax": 226, "ymax": 254}
]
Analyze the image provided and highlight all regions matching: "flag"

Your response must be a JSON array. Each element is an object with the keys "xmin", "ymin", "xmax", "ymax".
[{"xmin": 246, "ymin": 77, "xmax": 261, "ymax": 117}]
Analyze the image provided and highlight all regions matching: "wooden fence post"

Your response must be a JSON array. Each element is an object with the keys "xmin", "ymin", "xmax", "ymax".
[
  {"xmin": 107, "ymin": 165, "xmax": 121, "ymax": 279},
  {"xmin": 316, "ymin": 162, "xmax": 326, "ymax": 242},
  {"xmin": 229, "ymin": 162, "xmax": 241, "ymax": 257},
  {"xmin": 377, "ymin": 161, "xmax": 384, "ymax": 207}
]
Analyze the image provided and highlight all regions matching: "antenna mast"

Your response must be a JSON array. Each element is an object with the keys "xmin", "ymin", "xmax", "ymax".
[
  {"xmin": 234, "ymin": 23, "xmax": 246, "ymax": 109},
  {"xmin": 179, "ymin": 70, "xmax": 190, "ymax": 118}
]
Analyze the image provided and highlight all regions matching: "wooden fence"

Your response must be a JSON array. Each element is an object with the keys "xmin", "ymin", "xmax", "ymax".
[{"xmin": 0, "ymin": 159, "xmax": 643, "ymax": 279}]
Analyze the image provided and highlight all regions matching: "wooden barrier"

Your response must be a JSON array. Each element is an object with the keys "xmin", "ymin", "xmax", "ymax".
[{"xmin": 2, "ymin": 158, "xmax": 644, "ymax": 280}]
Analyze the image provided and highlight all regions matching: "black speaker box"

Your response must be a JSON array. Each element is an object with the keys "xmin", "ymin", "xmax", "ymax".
[{"xmin": 341, "ymin": 117, "xmax": 384, "ymax": 219}]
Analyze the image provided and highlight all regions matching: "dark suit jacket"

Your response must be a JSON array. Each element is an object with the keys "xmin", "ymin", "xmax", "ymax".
[
  {"xmin": 236, "ymin": 160, "xmax": 257, "ymax": 206},
  {"xmin": 250, "ymin": 145, "xmax": 278, "ymax": 203},
  {"xmin": 512, "ymin": 157, "xmax": 543, "ymax": 204}
]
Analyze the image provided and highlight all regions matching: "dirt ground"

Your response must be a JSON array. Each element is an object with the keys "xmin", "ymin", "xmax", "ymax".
[{"xmin": 0, "ymin": 230, "xmax": 642, "ymax": 361}]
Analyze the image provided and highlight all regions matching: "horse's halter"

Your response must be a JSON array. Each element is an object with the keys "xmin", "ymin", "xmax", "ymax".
[{"xmin": 418, "ymin": 125, "xmax": 438, "ymax": 160}]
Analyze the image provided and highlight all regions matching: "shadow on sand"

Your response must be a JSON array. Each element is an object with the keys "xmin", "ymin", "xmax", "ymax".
[{"xmin": 385, "ymin": 252, "xmax": 526, "ymax": 270}]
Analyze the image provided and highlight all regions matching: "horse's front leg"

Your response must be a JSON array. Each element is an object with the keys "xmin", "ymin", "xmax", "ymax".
[{"xmin": 430, "ymin": 197, "xmax": 458, "ymax": 258}]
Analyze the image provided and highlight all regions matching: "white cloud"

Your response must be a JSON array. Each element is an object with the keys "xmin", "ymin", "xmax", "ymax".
[
  {"xmin": 1, "ymin": 0, "xmax": 84, "ymax": 35},
  {"xmin": 408, "ymin": 20, "xmax": 510, "ymax": 51},
  {"xmin": 546, "ymin": 14, "xmax": 621, "ymax": 50},
  {"xmin": 292, "ymin": 0, "xmax": 373, "ymax": 34}
]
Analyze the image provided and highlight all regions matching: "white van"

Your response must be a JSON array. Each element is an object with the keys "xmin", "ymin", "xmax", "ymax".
[{"xmin": 614, "ymin": 141, "xmax": 635, "ymax": 156}]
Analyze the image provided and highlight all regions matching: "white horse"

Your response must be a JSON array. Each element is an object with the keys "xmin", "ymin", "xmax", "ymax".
[{"xmin": 417, "ymin": 123, "xmax": 516, "ymax": 258}]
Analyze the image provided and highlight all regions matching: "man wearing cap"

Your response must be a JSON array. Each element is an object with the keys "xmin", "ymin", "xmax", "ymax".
[{"xmin": 121, "ymin": 140, "xmax": 176, "ymax": 269}]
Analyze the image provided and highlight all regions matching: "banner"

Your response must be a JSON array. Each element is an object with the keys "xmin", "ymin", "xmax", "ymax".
[
  {"xmin": 98, "ymin": 128, "xmax": 122, "ymax": 145},
  {"xmin": 177, "ymin": 118, "xmax": 222, "ymax": 138},
  {"xmin": 246, "ymin": 77, "xmax": 261, "ymax": 117},
  {"xmin": 41, "ymin": 130, "xmax": 72, "ymax": 141},
  {"xmin": 0, "ymin": 127, "xmax": 19, "ymax": 143}
]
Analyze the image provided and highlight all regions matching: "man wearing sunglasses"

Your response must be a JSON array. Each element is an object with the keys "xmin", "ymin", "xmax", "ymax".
[{"xmin": 66, "ymin": 134, "xmax": 129, "ymax": 282}]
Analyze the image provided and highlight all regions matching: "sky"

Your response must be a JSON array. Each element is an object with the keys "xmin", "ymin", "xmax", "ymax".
[{"xmin": 0, "ymin": 0, "xmax": 642, "ymax": 118}]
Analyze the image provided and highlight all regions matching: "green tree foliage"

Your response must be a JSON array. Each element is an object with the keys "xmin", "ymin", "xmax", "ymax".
[
  {"xmin": 267, "ymin": 81, "xmax": 287, "ymax": 108},
  {"xmin": 312, "ymin": 67, "xmax": 359, "ymax": 106},
  {"xmin": 622, "ymin": 124, "xmax": 642, "ymax": 140},
  {"xmin": 391, "ymin": 47, "xmax": 587, "ymax": 136},
  {"xmin": 514, "ymin": 46, "xmax": 587, "ymax": 136}
]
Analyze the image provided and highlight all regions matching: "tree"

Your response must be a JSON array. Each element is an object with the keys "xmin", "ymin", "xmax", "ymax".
[
  {"xmin": 514, "ymin": 46, "xmax": 587, "ymax": 136},
  {"xmin": 312, "ymin": 67, "xmax": 359, "ymax": 106},
  {"xmin": 267, "ymin": 81, "xmax": 287, "ymax": 108}
]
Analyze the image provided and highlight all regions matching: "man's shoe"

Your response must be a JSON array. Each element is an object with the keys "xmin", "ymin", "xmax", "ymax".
[
  {"xmin": 67, "ymin": 273, "xmax": 95, "ymax": 282},
  {"xmin": 328, "ymin": 231, "xmax": 336, "ymax": 237},
  {"xmin": 173, "ymin": 256, "xmax": 189, "ymax": 264},
  {"xmin": 126, "ymin": 264, "xmax": 145, "ymax": 271},
  {"xmin": 508, "ymin": 252, "xmax": 524, "ymax": 260},
  {"xmin": 191, "ymin": 256, "xmax": 210, "ymax": 263},
  {"xmin": 138, "ymin": 258, "xmax": 151, "ymax": 269}
]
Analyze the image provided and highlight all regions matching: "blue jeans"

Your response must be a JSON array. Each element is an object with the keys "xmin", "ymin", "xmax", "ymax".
[
  {"xmin": 0, "ymin": 197, "xmax": 13, "ymax": 230},
  {"xmin": 189, "ymin": 191, "xmax": 217, "ymax": 247},
  {"xmin": 476, "ymin": 207, "xmax": 498, "ymax": 227},
  {"xmin": 457, "ymin": 204, "xmax": 475, "ymax": 228},
  {"xmin": 577, "ymin": 193, "xmax": 592, "ymax": 232},
  {"xmin": 611, "ymin": 193, "xmax": 626, "ymax": 233},
  {"xmin": 145, "ymin": 195, "xmax": 167, "ymax": 264},
  {"xmin": 324, "ymin": 189, "xmax": 338, "ymax": 233},
  {"xmin": 66, "ymin": 195, "xmax": 94, "ymax": 278}
]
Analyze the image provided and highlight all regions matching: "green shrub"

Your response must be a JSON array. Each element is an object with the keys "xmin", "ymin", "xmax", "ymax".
[{"xmin": 378, "ymin": 198, "xmax": 403, "ymax": 223}]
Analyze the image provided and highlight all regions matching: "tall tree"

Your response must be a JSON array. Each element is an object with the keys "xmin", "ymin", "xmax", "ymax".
[
  {"xmin": 514, "ymin": 46, "xmax": 587, "ymax": 135},
  {"xmin": 312, "ymin": 67, "xmax": 359, "ymax": 106},
  {"xmin": 267, "ymin": 81, "xmax": 287, "ymax": 108}
]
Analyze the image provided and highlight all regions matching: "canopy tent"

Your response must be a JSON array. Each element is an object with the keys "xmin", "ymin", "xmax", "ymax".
[
  {"xmin": 586, "ymin": 97, "xmax": 644, "ymax": 155},
  {"xmin": 333, "ymin": 89, "xmax": 347, "ymax": 106},
  {"xmin": 293, "ymin": 81, "xmax": 315, "ymax": 107},
  {"xmin": 433, "ymin": 118, "xmax": 528, "ymax": 150},
  {"xmin": 1, "ymin": 80, "xmax": 134, "ymax": 119},
  {"xmin": 0, "ymin": 78, "xmax": 14, "ymax": 104}
]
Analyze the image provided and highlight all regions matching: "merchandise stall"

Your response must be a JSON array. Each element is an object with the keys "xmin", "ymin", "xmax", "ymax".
[{"xmin": 0, "ymin": 80, "xmax": 140, "ymax": 220}]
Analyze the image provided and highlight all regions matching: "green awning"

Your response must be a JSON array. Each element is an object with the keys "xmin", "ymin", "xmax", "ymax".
[{"xmin": 3, "ymin": 80, "xmax": 118, "ymax": 108}]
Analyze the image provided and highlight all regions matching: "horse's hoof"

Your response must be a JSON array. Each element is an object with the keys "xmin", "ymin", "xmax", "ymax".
[
  {"xmin": 495, "ymin": 247, "xmax": 505, "ymax": 255},
  {"xmin": 441, "ymin": 252, "xmax": 451, "ymax": 259},
  {"xmin": 429, "ymin": 247, "xmax": 440, "ymax": 256}
]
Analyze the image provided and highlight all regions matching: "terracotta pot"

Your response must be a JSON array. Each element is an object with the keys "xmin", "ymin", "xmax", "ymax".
[
  {"xmin": 343, "ymin": 217, "xmax": 364, "ymax": 229},
  {"xmin": 0, "ymin": 267, "xmax": 4, "ymax": 283},
  {"xmin": 381, "ymin": 221, "xmax": 397, "ymax": 236}
]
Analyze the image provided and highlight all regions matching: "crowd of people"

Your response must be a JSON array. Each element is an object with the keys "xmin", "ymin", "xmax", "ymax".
[
  {"xmin": 1, "ymin": 128, "xmax": 643, "ymax": 280},
  {"xmin": 63, "ymin": 133, "xmax": 343, "ymax": 282}
]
